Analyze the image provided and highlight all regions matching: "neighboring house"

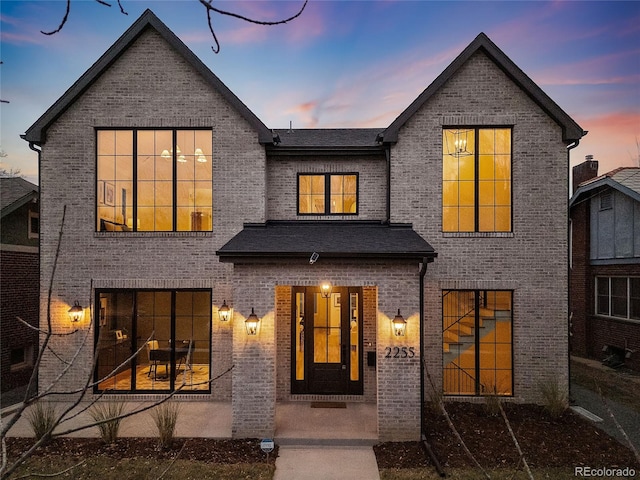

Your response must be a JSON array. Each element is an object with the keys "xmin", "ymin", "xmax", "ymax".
[
  {"xmin": 570, "ymin": 159, "xmax": 640, "ymax": 371},
  {"xmin": 21, "ymin": 10, "xmax": 584, "ymax": 440},
  {"xmin": 0, "ymin": 177, "xmax": 39, "ymax": 400}
]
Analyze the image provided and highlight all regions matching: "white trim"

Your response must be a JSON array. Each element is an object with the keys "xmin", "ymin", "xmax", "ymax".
[
  {"xmin": 28, "ymin": 210, "xmax": 39, "ymax": 239},
  {"xmin": 0, "ymin": 244, "xmax": 38, "ymax": 253}
]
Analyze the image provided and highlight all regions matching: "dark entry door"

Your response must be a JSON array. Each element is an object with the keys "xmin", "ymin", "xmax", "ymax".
[{"xmin": 292, "ymin": 287, "xmax": 363, "ymax": 395}]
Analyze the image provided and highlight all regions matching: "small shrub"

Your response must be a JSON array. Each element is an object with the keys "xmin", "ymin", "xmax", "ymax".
[
  {"xmin": 482, "ymin": 383, "xmax": 508, "ymax": 416},
  {"xmin": 539, "ymin": 377, "xmax": 568, "ymax": 418},
  {"xmin": 151, "ymin": 401, "xmax": 180, "ymax": 449},
  {"xmin": 89, "ymin": 400, "xmax": 126, "ymax": 444},
  {"xmin": 26, "ymin": 401, "xmax": 57, "ymax": 441}
]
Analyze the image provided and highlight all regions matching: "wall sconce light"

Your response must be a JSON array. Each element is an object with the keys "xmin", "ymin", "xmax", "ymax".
[
  {"xmin": 68, "ymin": 301, "xmax": 84, "ymax": 322},
  {"xmin": 194, "ymin": 148, "xmax": 207, "ymax": 163},
  {"xmin": 392, "ymin": 309, "xmax": 406, "ymax": 337},
  {"xmin": 320, "ymin": 282, "xmax": 332, "ymax": 299},
  {"xmin": 245, "ymin": 308, "xmax": 260, "ymax": 335},
  {"xmin": 218, "ymin": 300, "xmax": 231, "ymax": 322}
]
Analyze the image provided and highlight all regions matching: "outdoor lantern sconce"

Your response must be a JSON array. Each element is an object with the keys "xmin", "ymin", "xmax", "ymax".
[
  {"xmin": 320, "ymin": 282, "xmax": 332, "ymax": 299},
  {"xmin": 392, "ymin": 309, "xmax": 407, "ymax": 337},
  {"xmin": 245, "ymin": 308, "xmax": 260, "ymax": 335},
  {"xmin": 68, "ymin": 301, "xmax": 84, "ymax": 323},
  {"xmin": 218, "ymin": 300, "xmax": 231, "ymax": 322}
]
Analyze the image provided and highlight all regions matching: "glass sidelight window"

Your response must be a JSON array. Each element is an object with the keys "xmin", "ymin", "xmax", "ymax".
[
  {"xmin": 95, "ymin": 289, "xmax": 211, "ymax": 393},
  {"xmin": 291, "ymin": 287, "xmax": 363, "ymax": 395}
]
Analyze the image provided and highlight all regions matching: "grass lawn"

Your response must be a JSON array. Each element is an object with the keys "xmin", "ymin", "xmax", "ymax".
[{"xmin": 7, "ymin": 457, "xmax": 275, "ymax": 480}]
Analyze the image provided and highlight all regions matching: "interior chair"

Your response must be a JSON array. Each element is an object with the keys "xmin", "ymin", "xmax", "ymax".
[{"xmin": 146, "ymin": 340, "xmax": 168, "ymax": 379}]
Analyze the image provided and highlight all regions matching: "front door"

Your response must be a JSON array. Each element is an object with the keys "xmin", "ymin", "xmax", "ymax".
[{"xmin": 291, "ymin": 286, "xmax": 363, "ymax": 395}]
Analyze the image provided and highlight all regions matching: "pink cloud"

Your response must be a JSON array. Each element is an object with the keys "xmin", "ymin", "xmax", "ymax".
[{"xmin": 573, "ymin": 111, "xmax": 640, "ymax": 171}]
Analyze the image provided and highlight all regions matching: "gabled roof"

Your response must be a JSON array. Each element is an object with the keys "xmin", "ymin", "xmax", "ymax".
[
  {"xmin": 22, "ymin": 9, "xmax": 273, "ymax": 145},
  {"xmin": 380, "ymin": 32, "xmax": 586, "ymax": 144},
  {"xmin": 216, "ymin": 221, "xmax": 437, "ymax": 262},
  {"xmin": 1, "ymin": 177, "xmax": 39, "ymax": 218},
  {"xmin": 570, "ymin": 167, "xmax": 640, "ymax": 207}
]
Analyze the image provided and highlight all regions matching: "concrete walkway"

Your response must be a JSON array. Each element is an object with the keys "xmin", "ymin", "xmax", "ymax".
[{"xmin": 274, "ymin": 445, "xmax": 380, "ymax": 480}]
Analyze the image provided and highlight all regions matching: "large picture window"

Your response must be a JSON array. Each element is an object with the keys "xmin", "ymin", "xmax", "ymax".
[
  {"xmin": 442, "ymin": 128, "xmax": 512, "ymax": 232},
  {"xmin": 442, "ymin": 290, "xmax": 513, "ymax": 395},
  {"xmin": 95, "ymin": 289, "xmax": 211, "ymax": 393},
  {"xmin": 97, "ymin": 129, "xmax": 212, "ymax": 232},
  {"xmin": 596, "ymin": 277, "xmax": 640, "ymax": 321},
  {"xmin": 298, "ymin": 173, "xmax": 358, "ymax": 215}
]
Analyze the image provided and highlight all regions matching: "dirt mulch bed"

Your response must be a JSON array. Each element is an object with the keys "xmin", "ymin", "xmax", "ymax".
[
  {"xmin": 375, "ymin": 403, "xmax": 640, "ymax": 470},
  {"xmin": 5, "ymin": 437, "xmax": 277, "ymax": 465}
]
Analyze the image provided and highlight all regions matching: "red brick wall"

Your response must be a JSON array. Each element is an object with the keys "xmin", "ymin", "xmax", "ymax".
[
  {"xmin": 570, "ymin": 200, "xmax": 590, "ymax": 357},
  {"xmin": 1, "ymin": 250, "xmax": 39, "ymax": 392}
]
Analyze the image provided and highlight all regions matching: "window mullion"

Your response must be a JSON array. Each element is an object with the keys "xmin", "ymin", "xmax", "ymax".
[
  {"xmin": 474, "ymin": 290, "xmax": 481, "ymax": 394},
  {"xmin": 172, "ymin": 131, "xmax": 177, "ymax": 232},
  {"xmin": 474, "ymin": 129, "xmax": 480, "ymax": 232},
  {"xmin": 325, "ymin": 174, "xmax": 331, "ymax": 214},
  {"xmin": 133, "ymin": 130, "xmax": 138, "ymax": 232}
]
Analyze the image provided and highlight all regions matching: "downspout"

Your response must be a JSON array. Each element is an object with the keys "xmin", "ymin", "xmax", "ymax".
[
  {"xmin": 566, "ymin": 137, "xmax": 582, "ymax": 404},
  {"xmin": 419, "ymin": 257, "xmax": 445, "ymax": 477},
  {"xmin": 385, "ymin": 145, "xmax": 391, "ymax": 224}
]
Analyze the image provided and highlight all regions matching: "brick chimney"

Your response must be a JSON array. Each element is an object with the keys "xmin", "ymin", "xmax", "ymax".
[{"xmin": 572, "ymin": 155, "xmax": 599, "ymax": 194}]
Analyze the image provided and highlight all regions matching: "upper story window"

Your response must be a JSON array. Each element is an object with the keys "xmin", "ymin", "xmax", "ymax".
[
  {"xmin": 97, "ymin": 129, "xmax": 213, "ymax": 232},
  {"xmin": 442, "ymin": 128, "xmax": 512, "ymax": 232},
  {"xmin": 596, "ymin": 277, "xmax": 640, "ymax": 322},
  {"xmin": 298, "ymin": 173, "xmax": 358, "ymax": 215}
]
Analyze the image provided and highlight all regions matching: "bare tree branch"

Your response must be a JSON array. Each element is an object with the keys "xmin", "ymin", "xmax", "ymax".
[{"xmin": 199, "ymin": 0, "xmax": 308, "ymax": 53}]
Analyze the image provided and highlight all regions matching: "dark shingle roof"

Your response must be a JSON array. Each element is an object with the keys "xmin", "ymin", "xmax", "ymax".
[
  {"xmin": 216, "ymin": 221, "xmax": 436, "ymax": 261},
  {"xmin": 1, "ymin": 177, "xmax": 39, "ymax": 217},
  {"xmin": 272, "ymin": 129, "xmax": 383, "ymax": 148},
  {"xmin": 381, "ymin": 32, "xmax": 586, "ymax": 144},
  {"xmin": 22, "ymin": 9, "xmax": 272, "ymax": 145}
]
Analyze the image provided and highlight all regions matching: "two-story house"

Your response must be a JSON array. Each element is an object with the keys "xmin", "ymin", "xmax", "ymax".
[
  {"xmin": 570, "ymin": 159, "xmax": 640, "ymax": 371},
  {"xmin": 1, "ymin": 177, "xmax": 39, "ymax": 405},
  {"xmin": 21, "ymin": 10, "xmax": 584, "ymax": 440}
]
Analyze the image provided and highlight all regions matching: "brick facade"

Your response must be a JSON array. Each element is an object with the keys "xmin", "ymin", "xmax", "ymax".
[{"xmin": 27, "ymin": 12, "xmax": 579, "ymax": 442}]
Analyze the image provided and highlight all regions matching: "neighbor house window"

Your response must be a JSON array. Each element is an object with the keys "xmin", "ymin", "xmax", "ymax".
[
  {"xmin": 97, "ymin": 129, "xmax": 212, "ymax": 232},
  {"xmin": 442, "ymin": 290, "xmax": 513, "ymax": 395},
  {"xmin": 442, "ymin": 128, "xmax": 512, "ymax": 232},
  {"xmin": 298, "ymin": 173, "xmax": 358, "ymax": 215},
  {"xmin": 28, "ymin": 211, "xmax": 39, "ymax": 239},
  {"xmin": 596, "ymin": 277, "xmax": 640, "ymax": 321},
  {"xmin": 10, "ymin": 345, "xmax": 33, "ymax": 371},
  {"xmin": 95, "ymin": 289, "xmax": 211, "ymax": 393}
]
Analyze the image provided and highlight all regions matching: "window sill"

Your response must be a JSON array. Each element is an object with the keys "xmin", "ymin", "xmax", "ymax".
[
  {"xmin": 443, "ymin": 232, "xmax": 514, "ymax": 238},
  {"xmin": 95, "ymin": 231, "xmax": 213, "ymax": 238},
  {"xmin": 592, "ymin": 314, "xmax": 640, "ymax": 325}
]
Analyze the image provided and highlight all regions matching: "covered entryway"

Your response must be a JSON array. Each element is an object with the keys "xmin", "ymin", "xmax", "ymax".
[{"xmin": 291, "ymin": 286, "xmax": 363, "ymax": 395}]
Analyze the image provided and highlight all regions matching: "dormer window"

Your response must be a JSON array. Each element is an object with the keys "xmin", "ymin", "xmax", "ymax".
[{"xmin": 298, "ymin": 173, "xmax": 358, "ymax": 215}]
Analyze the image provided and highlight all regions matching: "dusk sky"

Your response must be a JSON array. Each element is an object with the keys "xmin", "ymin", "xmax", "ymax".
[{"xmin": 1, "ymin": 0, "xmax": 639, "ymax": 185}]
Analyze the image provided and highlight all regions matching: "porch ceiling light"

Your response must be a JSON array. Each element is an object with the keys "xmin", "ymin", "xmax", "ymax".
[
  {"xmin": 392, "ymin": 309, "xmax": 407, "ymax": 337},
  {"xmin": 320, "ymin": 282, "xmax": 332, "ymax": 299},
  {"xmin": 68, "ymin": 301, "xmax": 84, "ymax": 323},
  {"xmin": 218, "ymin": 300, "xmax": 231, "ymax": 322},
  {"xmin": 245, "ymin": 308, "xmax": 260, "ymax": 335}
]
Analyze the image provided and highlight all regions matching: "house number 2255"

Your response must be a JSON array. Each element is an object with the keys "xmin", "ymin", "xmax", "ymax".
[{"xmin": 384, "ymin": 347, "xmax": 416, "ymax": 358}]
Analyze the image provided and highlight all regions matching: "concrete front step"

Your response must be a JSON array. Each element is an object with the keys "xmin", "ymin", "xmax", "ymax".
[{"xmin": 275, "ymin": 437, "xmax": 378, "ymax": 446}]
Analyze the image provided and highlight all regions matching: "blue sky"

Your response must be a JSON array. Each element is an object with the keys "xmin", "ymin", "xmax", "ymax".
[{"xmin": 1, "ymin": 0, "xmax": 639, "ymax": 185}]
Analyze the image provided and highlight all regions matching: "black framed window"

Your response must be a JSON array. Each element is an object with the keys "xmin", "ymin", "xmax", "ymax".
[
  {"xmin": 96, "ymin": 129, "xmax": 212, "ymax": 232},
  {"xmin": 595, "ymin": 277, "xmax": 640, "ymax": 321},
  {"xmin": 442, "ymin": 128, "xmax": 512, "ymax": 232},
  {"xmin": 298, "ymin": 173, "xmax": 358, "ymax": 215},
  {"xmin": 95, "ymin": 289, "xmax": 211, "ymax": 393},
  {"xmin": 442, "ymin": 290, "xmax": 513, "ymax": 395}
]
